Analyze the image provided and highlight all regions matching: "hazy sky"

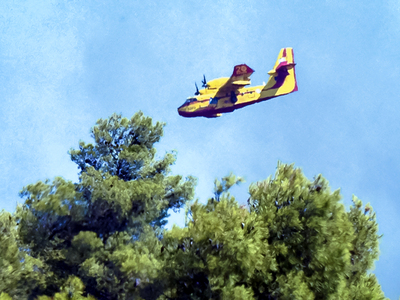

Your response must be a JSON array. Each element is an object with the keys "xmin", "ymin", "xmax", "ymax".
[{"xmin": 1, "ymin": 1, "xmax": 399, "ymax": 298}]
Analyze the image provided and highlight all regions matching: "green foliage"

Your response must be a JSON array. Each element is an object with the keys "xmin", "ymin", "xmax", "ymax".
[
  {"xmin": 248, "ymin": 163, "xmax": 354, "ymax": 299},
  {"xmin": 213, "ymin": 173, "xmax": 244, "ymax": 202},
  {"xmin": 0, "ymin": 211, "xmax": 48, "ymax": 298},
  {"xmin": 348, "ymin": 196, "xmax": 380, "ymax": 281},
  {"xmin": 36, "ymin": 276, "xmax": 96, "ymax": 300},
  {"xmin": 10, "ymin": 112, "xmax": 195, "ymax": 299},
  {"xmin": 220, "ymin": 284, "xmax": 254, "ymax": 300},
  {"xmin": 335, "ymin": 273, "xmax": 386, "ymax": 300},
  {"xmin": 0, "ymin": 111, "xmax": 386, "ymax": 299},
  {"xmin": 155, "ymin": 164, "xmax": 386, "ymax": 299},
  {"xmin": 0, "ymin": 293, "xmax": 12, "ymax": 300}
]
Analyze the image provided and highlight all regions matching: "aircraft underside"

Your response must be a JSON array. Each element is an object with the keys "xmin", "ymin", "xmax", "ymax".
[{"xmin": 179, "ymin": 95, "xmax": 276, "ymax": 118}]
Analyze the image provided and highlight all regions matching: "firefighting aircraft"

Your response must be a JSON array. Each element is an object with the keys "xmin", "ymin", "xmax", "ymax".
[{"xmin": 178, "ymin": 47, "xmax": 297, "ymax": 118}]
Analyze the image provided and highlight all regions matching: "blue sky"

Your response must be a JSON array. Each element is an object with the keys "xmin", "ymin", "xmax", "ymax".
[{"xmin": 1, "ymin": 1, "xmax": 399, "ymax": 298}]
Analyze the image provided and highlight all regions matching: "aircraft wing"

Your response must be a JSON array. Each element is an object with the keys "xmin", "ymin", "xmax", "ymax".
[{"xmin": 215, "ymin": 64, "xmax": 254, "ymax": 97}]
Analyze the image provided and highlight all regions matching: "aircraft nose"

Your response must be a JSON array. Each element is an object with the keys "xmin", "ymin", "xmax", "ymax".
[
  {"xmin": 177, "ymin": 105, "xmax": 190, "ymax": 118},
  {"xmin": 177, "ymin": 101, "xmax": 188, "ymax": 112}
]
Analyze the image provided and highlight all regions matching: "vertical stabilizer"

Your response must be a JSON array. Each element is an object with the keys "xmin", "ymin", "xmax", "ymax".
[{"xmin": 262, "ymin": 47, "xmax": 298, "ymax": 96}]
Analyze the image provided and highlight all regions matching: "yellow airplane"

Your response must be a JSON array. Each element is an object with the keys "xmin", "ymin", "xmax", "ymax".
[{"xmin": 178, "ymin": 47, "xmax": 298, "ymax": 118}]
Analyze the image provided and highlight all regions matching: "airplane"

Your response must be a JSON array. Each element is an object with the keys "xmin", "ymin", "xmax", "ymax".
[{"xmin": 178, "ymin": 47, "xmax": 298, "ymax": 118}]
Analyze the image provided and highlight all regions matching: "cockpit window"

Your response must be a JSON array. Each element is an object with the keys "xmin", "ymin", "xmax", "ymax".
[{"xmin": 185, "ymin": 98, "xmax": 197, "ymax": 105}]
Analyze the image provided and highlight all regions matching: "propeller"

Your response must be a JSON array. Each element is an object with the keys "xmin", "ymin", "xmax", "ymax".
[
  {"xmin": 194, "ymin": 82, "xmax": 200, "ymax": 95},
  {"xmin": 202, "ymin": 74, "xmax": 208, "ymax": 88}
]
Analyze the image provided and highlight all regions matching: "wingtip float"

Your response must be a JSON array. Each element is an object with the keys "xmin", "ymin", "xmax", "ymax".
[{"xmin": 178, "ymin": 47, "xmax": 298, "ymax": 118}]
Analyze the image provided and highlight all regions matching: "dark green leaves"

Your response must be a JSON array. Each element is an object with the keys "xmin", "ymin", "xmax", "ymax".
[{"xmin": 1, "ymin": 112, "xmax": 386, "ymax": 299}]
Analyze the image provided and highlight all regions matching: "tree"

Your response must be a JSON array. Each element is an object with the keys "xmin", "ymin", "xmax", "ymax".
[
  {"xmin": 0, "ymin": 112, "xmax": 386, "ymax": 299},
  {"xmin": 156, "ymin": 163, "xmax": 386, "ymax": 300},
  {"xmin": 12, "ymin": 112, "xmax": 196, "ymax": 299},
  {"xmin": 0, "ymin": 211, "xmax": 48, "ymax": 299}
]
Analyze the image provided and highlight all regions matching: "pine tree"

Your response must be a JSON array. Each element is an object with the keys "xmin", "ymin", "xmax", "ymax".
[
  {"xmin": 0, "ymin": 112, "xmax": 386, "ymax": 299},
  {"xmin": 155, "ymin": 163, "xmax": 386, "ymax": 299},
  {"xmin": 0, "ymin": 211, "xmax": 48, "ymax": 298},
  {"xmin": 13, "ymin": 112, "xmax": 196, "ymax": 299}
]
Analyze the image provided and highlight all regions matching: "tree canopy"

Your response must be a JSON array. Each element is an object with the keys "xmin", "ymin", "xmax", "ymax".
[{"xmin": 0, "ymin": 112, "xmax": 386, "ymax": 299}]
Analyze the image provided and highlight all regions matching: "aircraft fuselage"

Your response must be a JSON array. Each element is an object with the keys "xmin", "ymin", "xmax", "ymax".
[
  {"xmin": 178, "ymin": 48, "xmax": 298, "ymax": 118},
  {"xmin": 178, "ymin": 84, "xmax": 268, "ymax": 118}
]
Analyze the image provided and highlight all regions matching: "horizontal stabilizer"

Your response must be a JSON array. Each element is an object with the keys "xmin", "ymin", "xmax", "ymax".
[{"xmin": 232, "ymin": 80, "xmax": 251, "ymax": 86}]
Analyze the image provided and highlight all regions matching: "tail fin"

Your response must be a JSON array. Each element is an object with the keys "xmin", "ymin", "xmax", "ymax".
[
  {"xmin": 263, "ymin": 47, "xmax": 298, "ymax": 96},
  {"xmin": 268, "ymin": 48, "xmax": 296, "ymax": 76}
]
